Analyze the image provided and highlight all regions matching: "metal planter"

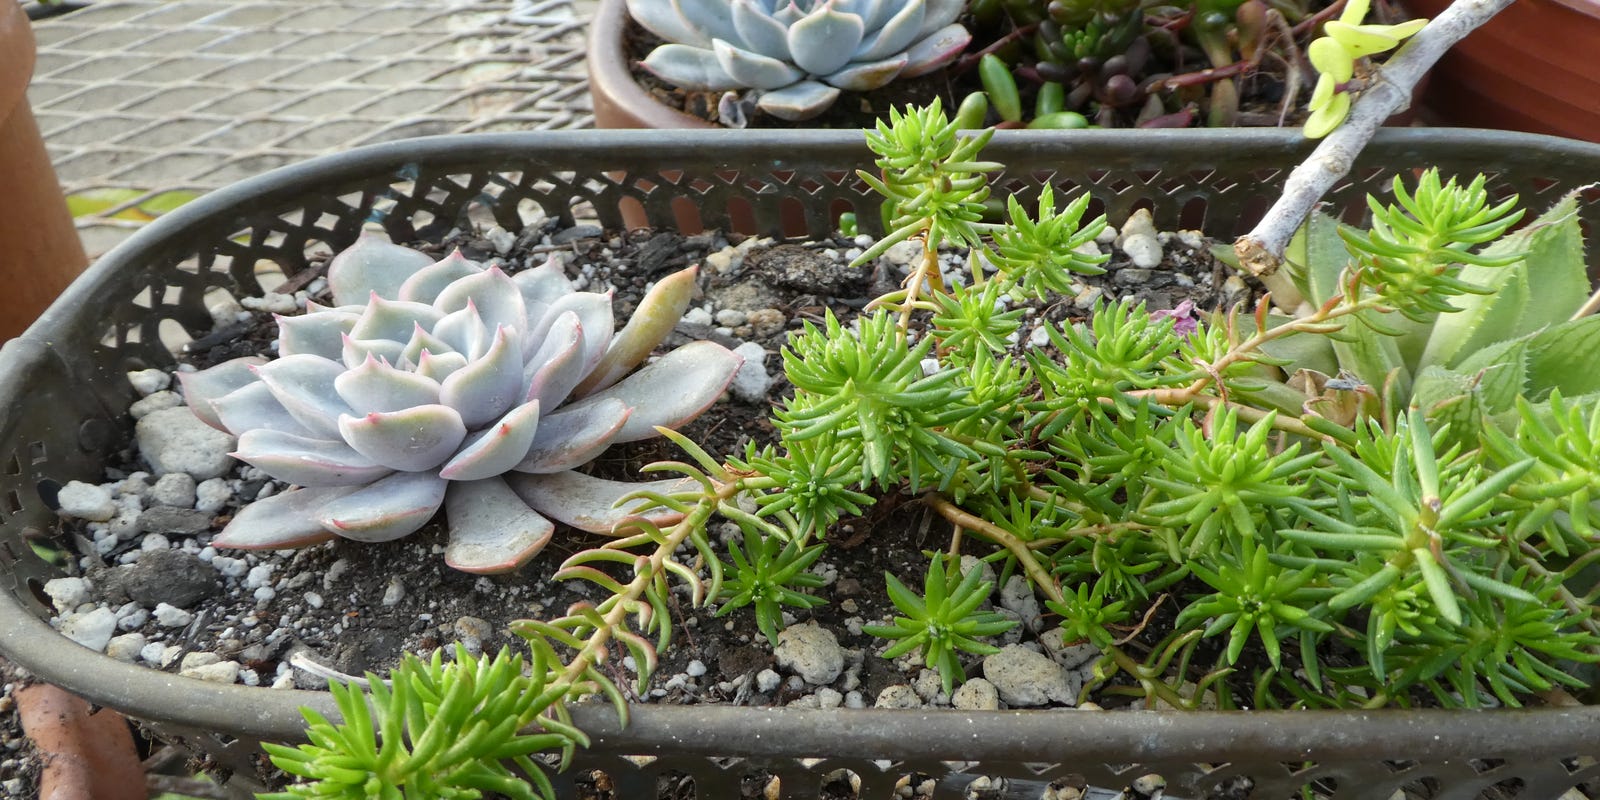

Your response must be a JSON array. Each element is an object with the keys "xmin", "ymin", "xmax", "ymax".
[{"xmin": 4, "ymin": 129, "xmax": 1600, "ymax": 799}]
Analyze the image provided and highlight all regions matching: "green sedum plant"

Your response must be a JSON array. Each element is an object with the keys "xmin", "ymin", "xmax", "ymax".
[{"xmin": 861, "ymin": 553, "xmax": 1018, "ymax": 694}]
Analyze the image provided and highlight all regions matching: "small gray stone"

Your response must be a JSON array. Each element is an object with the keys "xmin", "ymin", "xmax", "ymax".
[
  {"xmin": 382, "ymin": 577, "xmax": 406, "ymax": 606},
  {"xmin": 136, "ymin": 407, "xmax": 236, "ymax": 480},
  {"xmin": 815, "ymin": 687, "xmax": 844, "ymax": 709},
  {"xmin": 149, "ymin": 472, "xmax": 197, "ymax": 508},
  {"xmin": 1118, "ymin": 208, "xmax": 1156, "ymax": 242},
  {"xmin": 551, "ymin": 224, "xmax": 602, "ymax": 244},
  {"xmin": 755, "ymin": 668, "xmax": 782, "ymax": 693},
  {"xmin": 106, "ymin": 633, "xmax": 147, "ymax": 663},
  {"xmin": 60, "ymin": 607, "xmax": 118, "ymax": 652},
  {"xmin": 1041, "ymin": 629, "xmax": 1102, "ymax": 670},
  {"xmin": 129, "ymin": 391, "xmax": 184, "ymax": 419},
  {"xmin": 153, "ymin": 602, "xmax": 194, "ymax": 628},
  {"xmin": 983, "ymin": 645, "xmax": 1074, "ymax": 707},
  {"xmin": 56, "ymin": 481, "xmax": 116, "ymax": 521},
  {"xmin": 729, "ymin": 342, "xmax": 772, "ymax": 403},
  {"xmin": 873, "ymin": 684, "xmax": 922, "ymax": 709},
  {"xmin": 194, "ymin": 478, "xmax": 233, "ymax": 513},
  {"xmin": 120, "ymin": 549, "xmax": 218, "ymax": 608},
  {"xmin": 1120, "ymin": 233, "xmax": 1164, "ymax": 269},
  {"xmin": 952, "ymin": 677, "xmax": 1001, "ymax": 710},
  {"xmin": 138, "ymin": 506, "xmax": 212, "ymax": 535},
  {"xmin": 884, "ymin": 240, "xmax": 921, "ymax": 266},
  {"xmin": 42, "ymin": 577, "xmax": 89, "ymax": 612},
  {"xmin": 774, "ymin": 622, "xmax": 844, "ymax": 685},
  {"xmin": 182, "ymin": 660, "xmax": 241, "ymax": 684},
  {"xmin": 681, "ymin": 307, "xmax": 713, "ymax": 328},
  {"xmin": 127, "ymin": 368, "xmax": 171, "ymax": 395},
  {"xmin": 999, "ymin": 575, "xmax": 1043, "ymax": 633},
  {"xmin": 139, "ymin": 642, "xmax": 166, "ymax": 665},
  {"xmin": 745, "ymin": 308, "xmax": 785, "ymax": 338},
  {"xmin": 180, "ymin": 651, "xmax": 220, "ymax": 670}
]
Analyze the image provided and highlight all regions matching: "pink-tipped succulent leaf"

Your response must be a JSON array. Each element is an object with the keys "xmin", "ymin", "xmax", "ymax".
[{"xmin": 186, "ymin": 233, "xmax": 741, "ymax": 574}]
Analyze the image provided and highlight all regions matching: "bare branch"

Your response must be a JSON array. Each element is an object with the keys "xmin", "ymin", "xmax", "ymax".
[{"xmin": 1233, "ymin": 0, "xmax": 1516, "ymax": 276}]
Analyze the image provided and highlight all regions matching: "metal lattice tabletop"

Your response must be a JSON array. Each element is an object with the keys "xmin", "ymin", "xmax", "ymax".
[{"xmin": 26, "ymin": 0, "xmax": 595, "ymax": 254}]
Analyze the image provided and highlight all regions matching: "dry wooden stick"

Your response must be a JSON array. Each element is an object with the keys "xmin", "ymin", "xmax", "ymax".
[{"xmin": 1233, "ymin": 0, "xmax": 1516, "ymax": 277}]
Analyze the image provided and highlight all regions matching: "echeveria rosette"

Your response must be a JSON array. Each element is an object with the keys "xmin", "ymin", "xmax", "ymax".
[
  {"xmin": 180, "ymin": 233, "xmax": 743, "ymax": 574},
  {"xmin": 630, "ymin": 0, "xmax": 971, "ymax": 121}
]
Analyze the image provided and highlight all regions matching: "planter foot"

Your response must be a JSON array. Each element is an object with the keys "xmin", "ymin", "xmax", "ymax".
[{"xmin": 16, "ymin": 684, "xmax": 146, "ymax": 800}]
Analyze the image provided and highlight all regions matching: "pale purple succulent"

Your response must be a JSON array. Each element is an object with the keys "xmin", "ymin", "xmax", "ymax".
[
  {"xmin": 630, "ymin": 0, "xmax": 970, "ymax": 121},
  {"xmin": 179, "ymin": 234, "xmax": 742, "ymax": 574}
]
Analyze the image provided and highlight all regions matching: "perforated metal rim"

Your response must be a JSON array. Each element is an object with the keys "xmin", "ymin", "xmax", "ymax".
[{"xmin": 5, "ymin": 127, "xmax": 1600, "ymax": 798}]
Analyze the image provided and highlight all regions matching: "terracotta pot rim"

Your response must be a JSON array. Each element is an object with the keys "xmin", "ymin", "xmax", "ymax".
[{"xmin": 587, "ymin": 0, "xmax": 716, "ymax": 130}]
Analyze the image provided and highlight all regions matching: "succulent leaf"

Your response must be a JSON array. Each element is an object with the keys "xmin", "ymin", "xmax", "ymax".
[
  {"xmin": 439, "ymin": 401, "xmax": 543, "ymax": 481},
  {"xmin": 233, "ymin": 428, "xmax": 395, "ymax": 486},
  {"xmin": 757, "ymin": 80, "xmax": 843, "ymax": 120},
  {"xmin": 512, "ymin": 255, "xmax": 576, "ymax": 308},
  {"xmin": 443, "ymin": 477, "xmax": 557, "ymax": 574},
  {"xmin": 566, "ymin": 341, "xmax": 742, "ymax": 442},
  {"xmin": 824, "ymin": 55, "xmax": 910, "ymax": 90},
  {"xmin": 212, "ymin": 485, "xmax": 357, "ymax": 549},
  {"xmin": 338, "ymin": 405, "xmax": 468, "ymax": 471},
  {"xmin": 178, "ymin": 356, "xmax": 268, "ymax": 430},
  {"xmin": 335, "ymin": 355, "xmax": 443, "ymax": 414},
  {"xmin": 853, "ymin": 0, "xmax": 924, "ymax": 61},
  {"xmin": 432, "ymin": 303, "xmax": 490, "ymax": 361},
  {"xmin": 397, "ymin": 250, "xmax": 483, "ymax": 305},
  {"xmin": 898, "ymin": 22, "xmax": 969, "ymax": 77},
  {"xmin": 341, "ymin": 333, "xmax": 407, "ymax": 369},
  {"xmin": 530, "ymin": 292, "xmax": 614, "ymax": 374},
  {"xmin": 276, "ymin": 312, "xmax": 357, "ymax": 360},
  {"xmin": 523, "ymin": 311, "xmax": 587, "ymax": 408},
  {"xmin": 327, "ymin": 232, "xmax": 435, "ymax": 306},
  {"xmin": 575, "ymin": 266, "xmax": 699, "ymax": 398},
  {"xmin": 715, "ymin": 40, "xmax": 808, "ymax": 90},
  {"xmin": 642, "ymin": 43, "xmax": 745, "ymax": 91},
  {"xmin": 432, "ymin": 266, "xmax": 526, "ymax": 335},
  {"xmin": 255, "ymin": 354, "xmax": 357, "ymax": 439},
  {"xmin": 211, "ymin": 382, "xmax": 316, "ymax": 437},
  {"xmin": 674, "ymin": 0, "xmax": 748, "ymax": 49},
  {"xmin": 439, "ymin": 326, "xmax": 525, "ymax": 428},
  {"xmin": 506, "ymin": 471, "xmax": 696, "ymax": 534},
  {"xmin": 318, "ymin": 471, "xmax": 448, "ymax": 543},
  {"xmin": 787, "ymin": 4, "xmax": 866, "ymax": 75},
  {"xmin": 514, "ymin": 399, "xmax": 630, "ymax": 473},
  {"xmin": 415, "ymin": 349, "xmax": 470, "ymax": 383},
  {"xmin": 732, "ymin": 0, "xmax": 793, "ymax": 61},
  {"xmin": 349, "ymin": 295, "xmax": 445, "ymax": 343}
]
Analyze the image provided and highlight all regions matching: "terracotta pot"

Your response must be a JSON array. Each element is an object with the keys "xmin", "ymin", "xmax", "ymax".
[
  {"xmin": 1406, "ymin": 0, "xmax": 1600, "ymax": 142},
  {"xmin": 16, "ymin": 684, "xmax": 145, "ymax": 800},
  {"xmin": 0, "ymin": 1, "xmax": 87, "ymax": 342},
  {"xmin": 587, "ymin": 0, "xmax": 715, "ymax": 130}
]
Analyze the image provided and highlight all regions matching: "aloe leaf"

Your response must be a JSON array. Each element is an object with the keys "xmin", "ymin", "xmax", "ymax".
[
  {"xmin": 853, "ymin": 0, "xmax": 924, "ymax": 61},
  {"xmin": 575, "ymin": 266, "xmax": 698, "ymax": 398},
  {"xmin": 255, "ymin": 354, "xmax": 357, "ymax": 439},
  {"xmin": 212, "ymin": 486, "xmax": 359, "ymax": 549},
  {"xmin": 319, "ymin": 471, "xmax": 448, "ymax": 543},
  {"xmin": 1514, "ymin": 192, "xmax": 1589, "ymax": 330},
  {"xmin": 1334, "ymin": 309, "xmax": 1408, "ymax": 402},
  {"xmin": 731, "ymin": 0, "xmax": 790, "ymax": 60},
  {"xmin": 713, "ymin": 40, "xmax": 805, "ymax": 91},
  {"xmin": 524, "ymin": 312, "xmax": 586, "ymax": 408},
  {"xmin": 211, "ymin": 382, "xmax": 314, "ymax": 437},
  {"xmin": 327, "ymin": 232, "xmax": 435, "ymax": 306},
  {"xmin": 338, "ymin": 404, "xmax": 468, "ymax": 471},
  {"xmin": 1527, "ymin": 315, "xmax": 1600, "ymax": 398},
  {"xmin": 432, "ymin": 266, "xmax": 527, "ymax": 336},
  {"xmin": 276, "ymin": 312, "xmax": 356, "ymax": 361},
  {"xmin": 515, "ymin": 398, "xmax": 630, "ymax": 473},
  {"xmin": 335, "ymin": 355, "xmax": 443, "ymax": 414},
  {"xmin": 177, "ymin": 356, "xmax": 268, "ymax": 430},
  {"xmin": 565, "ymin": 341, "xmax": 742, "ymax": 443},
  {"xmin": 1254, "ymin": 315, "xmax": 1338, "ymax": 376},
  {"xmin": 439, "ymin": 326, "xmax": 524, "ymax": 428},
  {"xmin": 787, "ymin": 4, "xmax": 864, "ymax": 75},
  {"xmin": 1452, "ymin": 333, "xmax": 1531, "ymax": 414},
  {"xmin": 822, "ymin": 54, "xmax": 908, "ymax": 90},
  {"xmin": 440, "ymin": 400, "xmax": 543, "ymax": 481},
  {"xmin": 1287, "ymin": 213, "xmax": 1348, "ymax": 307},
  {"xmin": 443, "ymin": 477, "xmax": 557, "ymax": 574},
  {"xmin": 641, "ymin": 44, "xmax": 744, "ymax": 92},
  {"xmin": 396, "ymin": 250, "xmax": 482, "ymax": 305},
  {"xmin": 234, "ymin": 428, "xmax": 394, "ymax": 486},
  {"xmin": 898, "ymin": 22, "xmax": 969, "ymax": 77},
  {"xmin": 755, "ymin": 80, "xmax": 841, "ymax": 120},
  {"xmin": 506, "ymin": 471, "xmax": 696, "ymax": 534}
]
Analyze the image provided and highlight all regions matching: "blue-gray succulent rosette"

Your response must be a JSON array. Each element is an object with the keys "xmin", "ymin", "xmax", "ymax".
[
  {"xmin": 631, "ymin": 0, "xmax": 970, "ymax": 121},
  {"xmin": 180, "ymin": 235, "xmax": 741, "ymax": 574}
]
